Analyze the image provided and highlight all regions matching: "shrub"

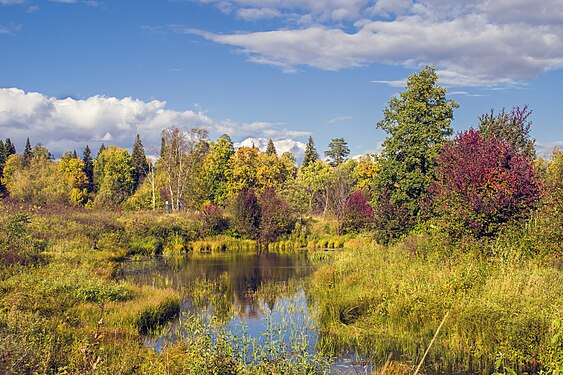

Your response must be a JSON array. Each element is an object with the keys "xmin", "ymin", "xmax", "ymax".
[
  {"xmin": 432, "ymin": 129, "xmax": 541, "ymax": 238},
  {"xmin": 199, "ymin": 202, "xmax": 228, "ymax": 236},
  {"xmin": 343, "ymin": 190, "xmax": 375, "ymax": 233},
  {"xmin": 258, "ymin": 187, "xmax": 294, "ymax": 243},
  {"xmin": 230, "ymin": 188, "xmax": 261, "ymax": 240}
]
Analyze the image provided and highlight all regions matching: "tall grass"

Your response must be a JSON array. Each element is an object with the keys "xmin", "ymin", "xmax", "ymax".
[{"xmin": 311, "ymin": 239, "xmax": 563, "ymax": 374}]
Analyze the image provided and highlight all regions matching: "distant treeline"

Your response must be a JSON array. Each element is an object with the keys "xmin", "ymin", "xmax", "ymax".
[{"xmin": 1, "ymin": 66, "xmax": 561, "ymax": 245}]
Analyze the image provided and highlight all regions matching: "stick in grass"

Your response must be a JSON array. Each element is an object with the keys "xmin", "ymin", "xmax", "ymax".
[{"xmin": 413, "ymin": 311, "xmax": 449, "ymax": 375}]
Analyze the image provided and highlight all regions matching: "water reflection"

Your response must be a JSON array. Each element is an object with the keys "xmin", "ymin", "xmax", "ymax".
[
  {"xmin": 122, "ymin": 252, "xmax": 312, "ymax": 321},
  {"xmin": 122, "ymin": 251, "xmax": 372, "ymax": 374}
]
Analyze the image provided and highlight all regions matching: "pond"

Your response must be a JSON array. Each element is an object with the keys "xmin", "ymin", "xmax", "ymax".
[{"xmin": 121, "ymin": 251, "xmax": 367, "ymax": 374}]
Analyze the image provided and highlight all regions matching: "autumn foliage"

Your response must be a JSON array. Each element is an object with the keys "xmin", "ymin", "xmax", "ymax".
[{"xmin": 431, "ymin": 129, "xmax": 541, "ymax": 237}]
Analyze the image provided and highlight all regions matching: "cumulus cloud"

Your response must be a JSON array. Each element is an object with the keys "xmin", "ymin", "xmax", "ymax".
[
  {"xmin": 0, "ymin": 88, "xmax": 309, "ymax": 155},
  {"xmin": 189, "ymin": 0, "xmax": 563, "ymax": 86}
]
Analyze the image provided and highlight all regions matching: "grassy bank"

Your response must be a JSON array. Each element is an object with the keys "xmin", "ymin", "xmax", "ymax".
[{"xmin": 311, "ymin": 236, "xmax": 563, "ymax": 374}]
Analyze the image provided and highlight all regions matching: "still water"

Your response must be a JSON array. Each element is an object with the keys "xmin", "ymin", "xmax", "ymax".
[{"xmin": 121, "ymin": 251, "xmax": 366, "ymax": 373}]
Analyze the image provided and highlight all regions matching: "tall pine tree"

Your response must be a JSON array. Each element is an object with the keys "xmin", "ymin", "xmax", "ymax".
[
  {"xmin": 302, "ymin": 136, "xmax": 318, "ymax": 167},
  {"xmin": 131, "ymin": 134, "xmax": 149, "ymax": 188},
  {"xmin": 23, "ymin": 137, "xmax": 32, "ymax": 165},
  {"xmin": 4, "ymin": 138, "xmax": 16, "ymax": 155},
  {"xmin": 83, "ymin": 145, "xmax": 94, "ymax": 192},
  {"xmin": 265, "ymin": 139, "xmax": 277, "ymax": 156},
  {"xmin": 324, "ymin": 138, "xmax": 349, "ymax": 167}
]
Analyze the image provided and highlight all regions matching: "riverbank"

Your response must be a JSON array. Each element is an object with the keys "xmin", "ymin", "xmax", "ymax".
[
  {"xmin": 312, "ymin": 236, "xmax": 563, "ymax": 374},
  {"xmin": 1, "ymin": 203, "xmax": 561, "ymax": 374}
]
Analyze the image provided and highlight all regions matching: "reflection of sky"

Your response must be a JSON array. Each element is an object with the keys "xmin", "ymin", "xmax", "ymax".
[{"xmin": 126, "ymin": 253, "xmax": 370, "ymax": 373}]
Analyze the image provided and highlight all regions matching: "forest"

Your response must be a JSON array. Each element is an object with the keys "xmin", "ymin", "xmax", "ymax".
[{"xmin": 0, "ymin": 66, "xmax": 561, "ymax": 374}]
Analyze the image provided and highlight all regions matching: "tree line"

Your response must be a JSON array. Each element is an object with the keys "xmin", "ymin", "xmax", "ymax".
[{"xmin": 1, "ymin": 66, "xmax": 561, "ymax": 245}]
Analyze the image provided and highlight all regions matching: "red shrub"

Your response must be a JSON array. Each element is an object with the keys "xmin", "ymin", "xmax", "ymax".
[{"xmin": 431, "ymin": 129, "xmax": 541, "ymax": 237}]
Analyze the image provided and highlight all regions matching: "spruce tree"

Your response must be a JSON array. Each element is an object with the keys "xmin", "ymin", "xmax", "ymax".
[
  {"xmin": 97, "ymin": 143, "xmax": 106, "ymax": 158},
  {"xmin": 23, "ymin": 137, "xmax": 32, "ymax": 165},
  {"xmin": 302, "ymin": 136, "xmax": 318, "ymax": 167},
  {"xmin": 131, "ymin": 134, "xmax": 149, "ymax": 188},
  {"xmin": 160, "ymin": 137, "xmax": 166, "ymax": 158},
  {"xmin": 83, "ymin": 145, "xmax": 94, "ymax": 192},
  {"xmin": 265, "ymin": 139, "xmax": 277, "ymax": 156},
  {"xmin": 4, "ymin": 138, "xmax": 16, "ymax": 155}
]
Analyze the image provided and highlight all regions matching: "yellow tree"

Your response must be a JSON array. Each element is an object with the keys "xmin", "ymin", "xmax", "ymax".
[
  {"xmin": 226, "ymin": 146, "xmax": 260, "ymax": 196},
  {"xmin": 355, "ymin": 154, "xmax": 379, "ymax": 192},
  {"xmin": 59, "ymin": 153, "xmax": 89, "ymax": 205}
]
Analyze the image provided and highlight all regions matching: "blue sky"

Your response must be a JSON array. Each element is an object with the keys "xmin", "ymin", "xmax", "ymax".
[{"xmin": 1, "ymin": 0, "xmax": 562, "ymax": 160}]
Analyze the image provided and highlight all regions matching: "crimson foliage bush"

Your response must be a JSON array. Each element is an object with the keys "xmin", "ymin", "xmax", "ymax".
[
  {"xmin": 343, "ymin": 191, "xmax": 374, "ymax": 233},
  {"xmin": 431, "ymin": 129, "xmax": 541, "ymax": 237},
  {"xmin": 258, "ymin": 187, "xmax": 294, "ymax": 243},
  {"xmin": 230, "ymin": 188, "xmax": 261, "ymax": 240}
]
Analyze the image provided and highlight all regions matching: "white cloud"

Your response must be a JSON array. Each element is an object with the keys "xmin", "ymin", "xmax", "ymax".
[
  {"xmin": 0, "ymin": 23, "xmax": 22, "ymax": 35},
  {"xmin": 327, "ymin": 115, "xmax": 353, "ymax": 124},
  {"xmin": 0, "ymin": 88, "xmax": 309, "ymax": 155},
  {"xmin": 189, "ymin": 0, "xmax": 563, "ymax": 87}
]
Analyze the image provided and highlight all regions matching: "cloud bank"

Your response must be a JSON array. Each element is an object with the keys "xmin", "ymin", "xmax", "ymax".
[
  {"xmin": 189, "ymin": 0, "xmax": 563, "ymax": 86},
  {"xmin": 0, "ymin": 88, "xmax": 309, "ymax": 155}
]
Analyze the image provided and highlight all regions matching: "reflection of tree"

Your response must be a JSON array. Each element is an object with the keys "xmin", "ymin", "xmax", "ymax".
[{"xmin": 124, "ymin": 252, "xmax": 312, "ymax": 321}]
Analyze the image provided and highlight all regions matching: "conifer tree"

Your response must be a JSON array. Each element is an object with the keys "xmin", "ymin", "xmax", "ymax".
[
  {"xmin": 302, "ymin": 136, "xmax": 318, "ymax": 168},
  {"xmin": 131, "ymin": 134, "xmax": 149, "ymax": 188},
  {"xmin": 160, "ymin": 137, "xmax": 166, "ymax": 158},
  {"xmin": 265, "ymin": 139, "xmax": 277, "ymax": 156},
  {"xmin": 23, "ymin": 137, "xmax": 32, "ymax": 165},
  {"xmin": 97, "ymin": 143, "xmax": 106, "ymax": 158},
  {"xmin": 324, "ymin": 138, "xmax": 350, "ymax": 167},
  {"xmin": 4, "ymin": 138, "xmax": 16, "ymax": 155},
  {"xmin": 83, "ymin": 145, "xmax": 94, "ymax": 192}
]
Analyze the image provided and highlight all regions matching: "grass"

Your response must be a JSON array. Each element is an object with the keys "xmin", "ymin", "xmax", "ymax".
[{"xmin": 311, "ymin": 237, "xmax": 563, "ymax": 374}]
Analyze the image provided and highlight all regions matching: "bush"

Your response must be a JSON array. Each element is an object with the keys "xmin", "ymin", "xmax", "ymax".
[
  {"xmin": 258, "ymin": 187, "xmax": 294, "ymax": 243},
  {"xmin": 432, "ymin": 129, "xmax": 541, "ymax": 238},
  {"xmin": 230, "ymin": 188, "xmax": 261, "ymax": 240},
  {"xmin": 199, "ymin": 202, "xmax": 228, "ymax": 236}
]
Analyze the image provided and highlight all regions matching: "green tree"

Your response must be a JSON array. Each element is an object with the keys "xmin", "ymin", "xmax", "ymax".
[
  {"xmin": 131, "ymin": 134, "xmax": 149, "ymax": 189},
  {"xmin": 93, "ymin": 146, "xmax": 135, "ymax": 208},
  {"xmin": 374, "ymin": 65, "xmax": 458, "ymax": 239},
  {"xmin": 265, "ymin": 139, "xmax": 277, "ymax": 156},
  {"xmin": 23, "ymin": 137, "xmax": 32, "ymax": 166},
  {"xmin": 295, "ymin": 159, "xmax": 333, "ymax": 213},
  {"xmin": 324, "ymin": 138, "xmax": 350, "ymax": 167},
  {"xmin": 479, "ymin": 105, "xmax": 536, "ymax": 160},
  {"xmin": 4, "ymin": 138, "xmax": 16, "ymax": 155},
  {"xmin": 160, "ymin": 127, "xmax": 209, "ymax": 211},
  {"xmin": 204, "ymin": 134, "xmax": 235, "ymax": 206},
  {"xmin": 302, "ymin": 136, "xmax": 318, "ymax": 168},
  {"xmin": 82, "ymin": 145, "xmax": 94, "ymax": 192}
]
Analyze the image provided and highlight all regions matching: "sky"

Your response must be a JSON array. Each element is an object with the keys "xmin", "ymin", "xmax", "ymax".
[{"xmin": 1, "ymin": 0, "xmax": 562, "ymax": 160}]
